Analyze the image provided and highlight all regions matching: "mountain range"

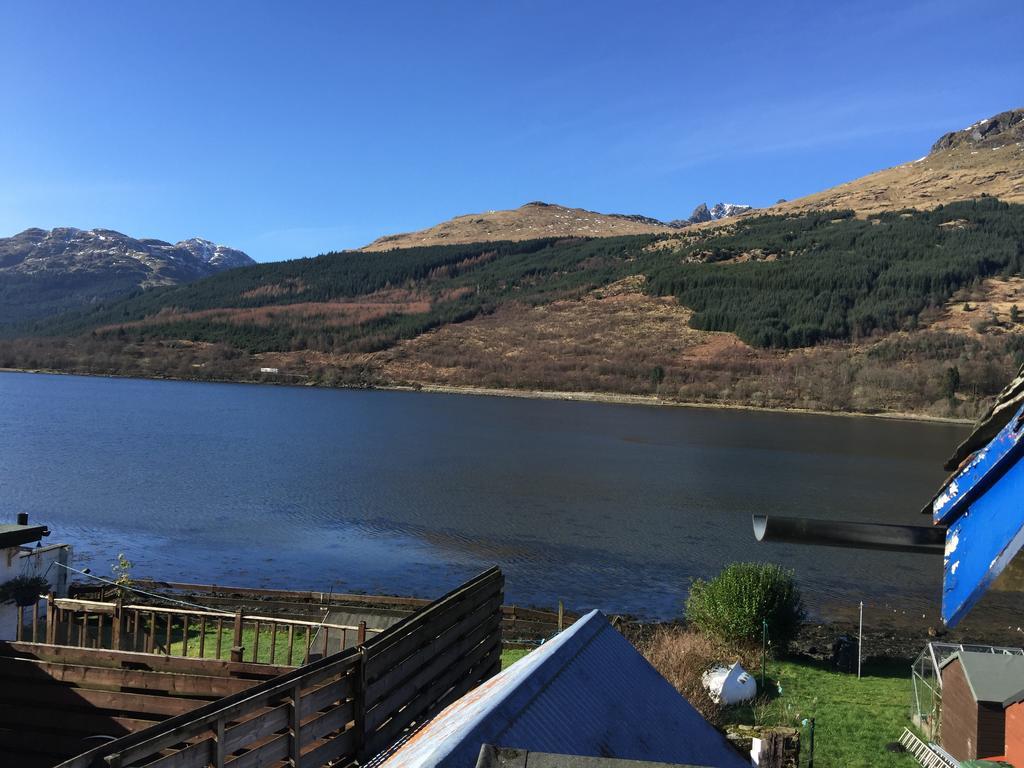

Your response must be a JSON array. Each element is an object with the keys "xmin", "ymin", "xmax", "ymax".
[
  {"xmin": 2, "ymin": 107, "xmax": 1023, "ymax": 421},
  {"xmin": 0, "ymin": 227, "xmax": 253, "ymax": 324}
]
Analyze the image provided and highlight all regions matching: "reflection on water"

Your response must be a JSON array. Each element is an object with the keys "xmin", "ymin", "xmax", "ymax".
[{"xmin": 0, "ymin": 371, "xmax": 982, "ymax": 622}]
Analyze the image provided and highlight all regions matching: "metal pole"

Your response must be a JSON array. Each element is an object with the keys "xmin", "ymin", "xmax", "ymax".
[
  {"xmin": 761, "ymin": 619, "xmax": 767, "ymax": 690},
  {"xmin": 858, "ymin": 601, "xmax": 863, "ymax": 679},
  {"xmin": 808, "ymin": 717, "xmax": 815, "ymax": 768}
]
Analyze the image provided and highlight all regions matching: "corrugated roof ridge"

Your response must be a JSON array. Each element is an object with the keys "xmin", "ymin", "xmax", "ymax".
[
  {"xmin": 487, "ymin": 609, "xmax": 609, "ymax": 745},
  {"xmin": 382, "ymin": 609, "xmax": 608, "ymax": 767}
]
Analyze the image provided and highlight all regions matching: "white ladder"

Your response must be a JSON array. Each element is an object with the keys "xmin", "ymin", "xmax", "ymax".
[{"xmin": 899, "ymin": 727, "xmax": 958, "ymax": 768}]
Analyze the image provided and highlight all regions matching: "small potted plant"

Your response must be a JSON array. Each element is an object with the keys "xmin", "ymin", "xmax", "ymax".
[{"xmin": 0, "ymin": 575, "xmax": 50, "ymax": 607}]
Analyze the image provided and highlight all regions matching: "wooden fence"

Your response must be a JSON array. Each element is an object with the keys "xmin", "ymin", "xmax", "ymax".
[
  {"xmin": 56, "ymin": 566, "xmax": 505, "ymax": 768},
  {"xmin": 20, "ymin": 596, "xmax": 379, "ymax": 666},
  {"xmin": 0, "ymin": 642, "xmax": 289, "ymax": 768}
]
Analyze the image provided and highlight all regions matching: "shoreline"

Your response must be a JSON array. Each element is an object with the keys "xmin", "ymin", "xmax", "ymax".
[
  {"xmin": 0, "ymin": 365, "xmax": 973, "ymax": 425},
  {"xmin": 383, "ymin": 382, "xmax": 973, "ymax": 425}
]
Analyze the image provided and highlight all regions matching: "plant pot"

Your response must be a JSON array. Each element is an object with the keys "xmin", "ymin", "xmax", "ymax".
[{"xmin": 12, "ymin": 586, "xmax": 41, "ymax": 607}]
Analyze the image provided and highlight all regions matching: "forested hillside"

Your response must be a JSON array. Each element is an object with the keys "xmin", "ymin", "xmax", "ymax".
[
  {"xmin": 648, "ymin": 199, "xmax": 1024, "ymax": 347},
  {"xmin": 4, "ymin": 199, "xmax": 1024, "ymax": 419},
  {"xmin": 28, "ymin": 236, "xmax": 656, "ymax": 353},
  {"xmin": 24, "ymin": 199, "xmax": 1024, "ymax": 351}
]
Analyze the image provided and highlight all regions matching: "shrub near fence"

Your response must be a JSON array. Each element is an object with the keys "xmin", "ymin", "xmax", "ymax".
[
  {"xmin": 57, "ymin": 567, "xmax": 505, "ymax": 768},
  {"xmin": 686, "ymin": 562, "xmax": 805, "ymax": 653}
]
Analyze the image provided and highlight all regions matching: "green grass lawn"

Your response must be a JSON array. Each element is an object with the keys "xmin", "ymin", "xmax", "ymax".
[
  {"xmin": 501, "ymin": 646, "xmax": 533, "ymax": 669},
  {"xmin": 168, "ymin": 623, "xmax": 319, "ymax": 665},
  {"xmin": 727, "ymin": 657, "xmax": 918, "ymax": 768}
]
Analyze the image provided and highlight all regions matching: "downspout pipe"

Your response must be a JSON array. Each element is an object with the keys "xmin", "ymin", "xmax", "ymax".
[{"xmin": 753, "ymin": 514, "xmax": 946, "ymax": 555}]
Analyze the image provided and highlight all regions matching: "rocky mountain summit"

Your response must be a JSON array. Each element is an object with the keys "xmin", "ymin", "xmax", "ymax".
[
  {"xmin": 0, "ymin": 227, "xmax": 253, "ymax": 324},
  {"xmin": 931, "ymin": 108, "xmax": 1023, "ymax": 153},
  {"xmin": 1, "ymin": 227, "xmax": 252, "ymax": 280},
  {"xmin": 681, "ymin": 202, "xmax": 754, "ymax": 224}
]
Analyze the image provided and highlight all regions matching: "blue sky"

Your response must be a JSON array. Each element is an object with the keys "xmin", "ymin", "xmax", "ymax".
[{"xmin": 1, "ymin": 1, "xmax": 1021, "ymax": 262}]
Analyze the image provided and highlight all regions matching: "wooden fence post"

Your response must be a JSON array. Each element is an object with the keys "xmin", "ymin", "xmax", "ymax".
[
  {"xmin": 112, "ymin": 598, "xmax": 126, "ymax": 650},
  {"xmin": 45, "ymin": 592, "xmax": 56, "ymax": 645},
  {"xmin": 290, "ymin": 682, "xmax": 302, "ymax": 766},
  {"xmin": 357, "ymin": 621, "xmax": 366, "ymax": 646},
  {"xmin": 215, "ymin": 719, "xmax": 226, "ymax": 768},
  {"xmin": 230, "ymin": 609, "xmax": 244, "ymax": 663},
  {"xmin": 558, "ymin": 600, "xmax": 564, "ymax": 633},
  {"xmin": 16, "ymin": 605, "xmax": 23, "ymax": 641},
  {"xmin": 354, "ymin": 646, "xmax": 367, "ymax": 761}
]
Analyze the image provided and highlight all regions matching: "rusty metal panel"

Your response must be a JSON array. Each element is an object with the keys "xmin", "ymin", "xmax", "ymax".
[{"xmin": 373, "ymin": 610, "xmax": 745, "ymax": 768}]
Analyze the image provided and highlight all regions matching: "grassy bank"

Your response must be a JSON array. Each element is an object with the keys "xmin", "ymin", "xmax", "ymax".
[{"xmin": 736, "ymin": 657, "xmax": 916, "ymax": 768}]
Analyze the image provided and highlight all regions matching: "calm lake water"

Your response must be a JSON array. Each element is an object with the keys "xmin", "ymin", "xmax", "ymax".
[{"xmin": 0, "ymin": 371, "xmax": 971, "ymax": 622}]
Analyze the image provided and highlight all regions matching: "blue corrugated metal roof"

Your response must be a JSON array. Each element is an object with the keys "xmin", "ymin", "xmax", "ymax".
[{"xmin": 374, "ymin": 610, "xmax": 747, "ymax": 768}]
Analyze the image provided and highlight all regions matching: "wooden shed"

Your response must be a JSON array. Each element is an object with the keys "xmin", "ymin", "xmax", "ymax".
[{"xmin": 939, "ymin": 651, "xmax": 1024, "ymax": 760}]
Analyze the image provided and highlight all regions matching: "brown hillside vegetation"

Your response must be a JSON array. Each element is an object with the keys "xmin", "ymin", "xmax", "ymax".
[
  {"xmin": 374, "ymin": 278, "xmax": 1020, "ymax": 417},
  {"xmin": 927, "ymin": 277, "xmax": 1024, "ymax": 337},
  {"xmin": 763, "ymin": 108, "xmax": 1024, "ymax": 217},
  {"xmin": 360, "ymin": 201, "xmax": 678, "ymax": 251},
  {"xmin": 377, "ymin": 277, "xmax": 752, "ymax": 395}
]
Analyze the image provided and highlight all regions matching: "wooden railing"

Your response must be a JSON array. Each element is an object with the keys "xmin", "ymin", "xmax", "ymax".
[
  {"xmin": 57, "ymin": 566, "xmax": 505, "ymax": 768},
  {"xmin": 79, "ymin": 578, "xmax": 576, "ymax": 644},
  {"xmin": 27, "ymin": 595, "xmax": 381, "ymax": 666},
  {"xmin": 14, "ymin": 598, "xmax": 47, "ymax": 643}
]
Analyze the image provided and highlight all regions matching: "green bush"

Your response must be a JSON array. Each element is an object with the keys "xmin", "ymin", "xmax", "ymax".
[{"xmin": 686, "ymin": 562, "xmax": 805, "ymax": 653}]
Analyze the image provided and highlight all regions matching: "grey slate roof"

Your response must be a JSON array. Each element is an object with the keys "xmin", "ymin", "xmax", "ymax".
[{"xmin": 940, "ymin": 650, "xmax": 1024, "ymax": 703}]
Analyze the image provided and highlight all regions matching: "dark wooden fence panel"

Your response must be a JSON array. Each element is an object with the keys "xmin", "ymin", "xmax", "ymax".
[
  {"xmin": 0, "ymin": 642, "xmax": 286, "ymax": 768},
  {"xmin": 50, "ymin": 567, "xmax": 504, "ymax": 768},
  {"xmin": 358, "ymin": 567, "xmax": 503, "ymax": 757}
]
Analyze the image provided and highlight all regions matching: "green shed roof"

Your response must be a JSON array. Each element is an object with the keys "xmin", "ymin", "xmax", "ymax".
[{"xmin": 940, "ymin": 651, "xmax": 1024, "ymax": 704}]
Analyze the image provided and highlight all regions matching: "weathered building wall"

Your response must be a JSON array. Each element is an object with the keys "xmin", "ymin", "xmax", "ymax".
[
  {"xmin": 0, "ymin": 542, "xmax": 71, "ymax": 641},
  {"xmin": 941, "ymin": 658, "xmax": 981, "ymax": 760},
  {"xmin": 1005, "ymin": 700, "xmax": 1024, "ymax": 765}
]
